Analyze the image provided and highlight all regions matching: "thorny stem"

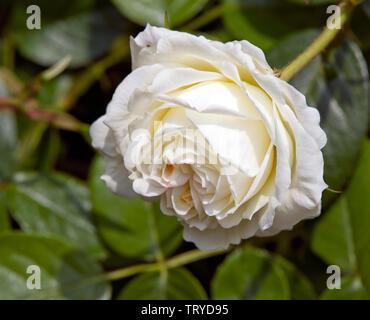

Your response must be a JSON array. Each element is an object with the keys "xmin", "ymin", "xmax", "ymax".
[
  {"xmin": 0, "ymin": 97, "xmax": 89, "ymax": 135},
  {"xmin": 58, "ymin": 35, "xmax": 130, "ymax": 111}
]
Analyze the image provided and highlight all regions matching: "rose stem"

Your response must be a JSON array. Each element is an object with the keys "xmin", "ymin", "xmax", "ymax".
[
  {"xmin": 279, "ymin": 0, "xmax": 361, "ymax": 82},
  {"xmin": 104, "ymin": 248, "xmax": 226, "ymax": 282}
]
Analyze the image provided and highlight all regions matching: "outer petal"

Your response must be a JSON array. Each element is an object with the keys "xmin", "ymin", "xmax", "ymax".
[
  {"xmin": 90, "ymin": 116, "xmax": 137, "ymax": 198},
  {"xmin": 130, "ymin": 24, "xmax": 272, "ymax": 77},
  {"xmin": 254, "ymin": 78, "xmax": 327, "ymax": 236},
  {"xmin": 130, "ymin": 24, "xmax": 230, "ymax": 70},
  {"xmin": 104, "ymin": 64, "xmax": 165, "ymax": 142},
  {"xmin": 90, "ymin": 116, "xmax": 117, "ymax": 157},
  {"xmin": 101, "ymin": 155, "xmax": 137, "ymax": 198},
  {"xmin": 279, "ymin": 80, "xmax": 327, "ymax": 149},
  {"xmin": 183, "ymin": 209, "xmax": 265, "ymax": 250}
]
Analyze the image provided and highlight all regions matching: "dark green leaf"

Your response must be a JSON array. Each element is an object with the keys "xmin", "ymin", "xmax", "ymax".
[
  {"xmin": 0, "ymin": 72, "xmax": 17, "ymax": 180},
  {"xmin": 351, "ymin": 2, "xmax": 370, "ymax": 50},
  {"xmin": 222, "ymin": 0, "xmax": 326, "ymax": 51},
  {"xmin": 35, "ymin": 128, "xmax": 61, "ymax": 171},
  {"xmin": 267, "ymin": 29, "xmax": 323, "ymax": 102},
  {"xmin": 321, "ymin": 276, "xmax": 370, "ymax": 300},
  {"xmin": 345, "ymin": 140, "xmax": 370, "ymax": 292},
  {"xmin": 0, "ymin": 72, "xmax": 8, "ymax": 96},
  {"xmin": 6, "ymin": 171, "xmax": 107, "ymax": 260},
  {"xmin": 200, "ymin": 29, "xmax": 235, "ymax": 43},
  {"xmin": 303, "ymin": 40, "xmax": 369, "ymax": 204},
  {"xmin": 0, "ymin": 112, "xmax": 18, "ymax": 180},
  {"xmin": 38, "ymin": 74, "xmax": 73, "ymax": 107},
  {"xmin": 89, "ymin": 156, "xmax": 182, "ymax": 261},
  {"xmin": 311, "ymin": 140, "xmax": 370, "ymax": 293},
  {"xmin": 17, "ymin": 75, "xmax": 69, "ymax": 170},
  {"xmin": 267, "ymin": 28, "xmax": 320, "ymax": 72},
  {"xmin": 311, "ymin": 196, "xmax": 356, "ymax": 271},
  {"xmin": 0, "ymin": 233, "xmax": 111, "ymax": 299},
  {"xmin": 211, "ymin": 246, "xmax": 290, "ymax": 299},
  {"xmin": 112, "ymin": 0, "xmax": 209, "ymax": 27},
  {"xmin": 275, "ymin": 256, "xmax": 316, "ymax": 299},
  {"xmin": 117, "ymin": 267, "xmax": 207, "ymax": 300},
  {"xmin": 0, "ymin": 193, "xmax": 11, "ymax": 232},
  {"xmin": 12, "ymin": 0, "xmax": 127, "ymax": 67}
]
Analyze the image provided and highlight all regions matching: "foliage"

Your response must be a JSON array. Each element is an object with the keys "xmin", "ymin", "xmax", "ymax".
[{"xmin": 0, "ymin": 0, "xmax": 369, "ymax": 300}]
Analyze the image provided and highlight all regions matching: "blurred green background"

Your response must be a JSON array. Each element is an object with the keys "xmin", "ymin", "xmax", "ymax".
[{"xmin": 0, "ymin": 0, "xmax": 369, "ymax": 300}]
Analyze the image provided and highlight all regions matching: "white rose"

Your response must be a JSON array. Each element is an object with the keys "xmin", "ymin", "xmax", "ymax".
[{"xmin": 90, "ymin": 25, "xmax": 327, "ymax": 250}]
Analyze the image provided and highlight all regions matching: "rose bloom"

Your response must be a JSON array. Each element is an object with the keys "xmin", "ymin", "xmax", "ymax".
[{"xmin": 90, "ymin": 25, "xmax": 327, "ymax": 250}]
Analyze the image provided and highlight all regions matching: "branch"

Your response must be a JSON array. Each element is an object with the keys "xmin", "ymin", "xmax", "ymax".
[
  {"xmin": 58, "ymin": 35, "xmax": 130, "ymax": 111},
  {"xmin": 180, "ymin": 4, "xmax": 230, "ymax": 32},
  {"xmin": 0, "ymin": 97, "xmax": 89, "ymax": 134},
  {"xmin": 105, "ymin": 248, "xmax": 226, "ymax": 282}
]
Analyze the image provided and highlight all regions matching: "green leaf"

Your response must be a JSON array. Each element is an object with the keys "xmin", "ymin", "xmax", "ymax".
[
  {"xmin": 38, "ymin": 74, "xmax": 73, "ymax": 107},
  {"xmin": 0, "ymin": 67, "xmax": 17, "ymax": 179},
  {"xmin": 0, "ymin": 193, "xmax": 11, "ymax": 232},
  {"xmin": 269, "ymin": 35, "xmax": 370, "ymax": 206},
  {"xmin": 0, "ymin": 71, "xmax": 8, "ymax": 96},
  {"xmin": 0, "ymin": 233, "xmax": 111, "ymax": 299},
  {"xmin": 18, "ymin": 75, "xmax": 70, "ymax": 170},
  {"xmin": 111, "ymin": 0, "xmax": 209, "ymax": 27},
  {"xmin": 311, "ymin": 196, "xmax": 356, "ymax": 271},
  {"xmin": 267, "ymin": 28, "xmax": 320, "ymax": 71},
  {"xmin": 6, "ymin": 171, "xmax": 107, "ymax": 260},
  {"xmin": 0, "ymin": 112, "xmax": 18, "ymax": 180},
  {"xmin": 345, "ymin": 140, "xmax": 370, "ymax": 292},
  {"xmin": 267, "ymin": 29, "xmax": 322, "ymax": 103},
  {"xmin": 12, "ymin": 0, "xmax": 127, "ymax": 67},
  {"xmin": 117, "ymin": 267, "xmax": 207, "ymax": 300},
  {"xmin": 88, "ymin": 156, "xmax": 182, "ymax": 261},
  {"xmin": 311, "ymin": 140, "xmax": 370, "ymax": 293},
  {"xmin": 0, "ymin": 73, "xmax": 17, "ymax": 180},
  {"xmin": 310, "ymin": 40, "xmax": 369, "ymax": 202},
  {"xmin": 35, "ymin": 128, "xmax": 61, "ymax": 171},
  {"xmin": 351, "ymin": 2, "xmax": 370, "ymax": 50},
  {"xmin": 275, "ymin": 256, "xmax": 316, "ymax": 300},
  {"xmin": 321, "ymin": 276, "xmax": 370, "ymax": 300},
  {"xmin": 221, "ymin": 0, "xmax": 326, "ymax": 51},
  {"xmin": 211, "ymin": 246, "xmax": 290, "ymax": 300},
  {"xmin": 200, "ymin": 29, "xmax": 235, "ymax": 43}
]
